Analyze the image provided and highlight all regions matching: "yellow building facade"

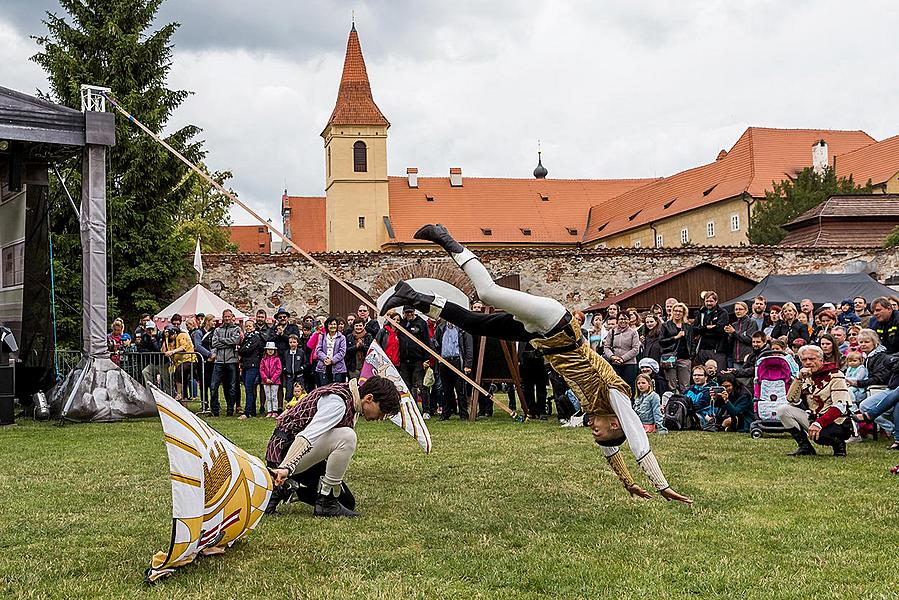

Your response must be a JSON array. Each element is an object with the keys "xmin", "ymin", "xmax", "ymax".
[
  {"xmin": 323, "ymin": 124, "xmax": 390, "ymax": 251},
  {"xmin": 601, "ymin": 197, "xmax": 754, "ymax": 248}
]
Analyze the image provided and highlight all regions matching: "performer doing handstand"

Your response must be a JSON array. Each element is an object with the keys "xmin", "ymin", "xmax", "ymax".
[
  {"xmin": 382, "ymin": 224, "xmax": 692, "ymax": 504},
  {"xmin": 267, "ymin": 376, "xmax": 401, "ymax": 517}
]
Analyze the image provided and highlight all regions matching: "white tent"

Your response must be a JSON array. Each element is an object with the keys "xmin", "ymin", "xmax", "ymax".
[{"xmin": 155, "ymin": 284, "xmax": 246, "ymax": 321}]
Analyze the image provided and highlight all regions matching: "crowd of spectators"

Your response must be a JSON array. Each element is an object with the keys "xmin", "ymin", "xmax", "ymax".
[
  {"xmin": 581, "ymin": 292, "xmax": 899, "ymax": 456},
  {"xmin": 106, "ymin": 291, "xmax": 899, "ymax": 454}
]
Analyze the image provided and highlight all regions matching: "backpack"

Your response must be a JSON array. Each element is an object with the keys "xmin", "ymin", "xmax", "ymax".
[{"xmin": 663, "ymin": 394, "xmax": 694, "ymax": 431}]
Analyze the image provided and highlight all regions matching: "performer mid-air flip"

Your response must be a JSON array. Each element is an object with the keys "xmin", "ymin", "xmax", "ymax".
[{"xmin": 382, "ymin": 224, "xmax": 693, "ymax": 504}]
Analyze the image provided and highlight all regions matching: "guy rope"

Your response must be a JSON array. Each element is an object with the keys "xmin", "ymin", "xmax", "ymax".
[{"xmin": 101, "ymin": 91, "xmax": 521, "ymax": 419}]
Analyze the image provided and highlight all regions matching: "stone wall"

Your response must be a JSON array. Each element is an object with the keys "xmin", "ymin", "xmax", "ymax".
[{"xmin": 202, "ymin": 245, "xmax": 899, "ymax": 317}]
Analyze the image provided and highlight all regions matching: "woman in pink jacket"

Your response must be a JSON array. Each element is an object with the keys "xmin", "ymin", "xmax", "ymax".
[{"xmin": 260, "ymin": 341, "xmax": 283, "ymax": 417}]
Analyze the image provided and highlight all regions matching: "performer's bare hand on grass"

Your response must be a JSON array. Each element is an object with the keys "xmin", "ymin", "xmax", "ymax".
[
  {"xmin": 625, "ymin": 483, "xmax": 653, "ymax": 499},
  {"xmin": 660, "ymin": 488, "xmax": 693, "ymax": 504}
]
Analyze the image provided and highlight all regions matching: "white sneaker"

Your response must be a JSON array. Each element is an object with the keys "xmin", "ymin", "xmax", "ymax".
[
  {"xmin": 846, "ymin": 435, "xmax": 863, "ymax": 444},
  {"xmin": 559, "ymin": 419, "xmax": 570, "ymax": 427},
  {"xmin": 422, "ymin": 412, "xmax": 431, "ymax": 420}
]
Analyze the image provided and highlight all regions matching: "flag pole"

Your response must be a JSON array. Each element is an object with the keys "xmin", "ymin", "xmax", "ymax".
[{"xmin": 101, "ymin": 91, "xmax": 519, "ymax": 419}]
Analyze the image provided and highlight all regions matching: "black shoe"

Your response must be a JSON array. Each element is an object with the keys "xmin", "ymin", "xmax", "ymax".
[
  {"xmin": 413, "ymin": 224, "xmax": 464, "ymax": 254},
  {"xmin": 380, "ymin": 281, "xmax": 435, "ymax": 316},
  {"xmin": 786, "ymin": 427, "xmax": 816, "ymax": 456},
  {"xmin": 313, "ymin": 494, "xmax": 359, "ymax": 517},
  {"xmin": 264, "ymin": 482, "xmax": 294, "ymax": 515},
  {"xmin": 832, "ymin": 439, "xmax": 847, "ymax": 457}
]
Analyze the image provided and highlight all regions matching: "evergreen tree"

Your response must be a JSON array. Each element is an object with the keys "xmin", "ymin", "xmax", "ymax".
[
  {"xmin": 748, "ymin": 166, "xmax": 872, "ymax": 245},
  {"xmin": 31, "ymin": 0, "xmax": 231, "ymax": 344}
]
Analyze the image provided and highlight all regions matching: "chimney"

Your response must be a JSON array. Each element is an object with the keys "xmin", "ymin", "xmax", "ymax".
[
  {"xmin": 449, "ymin": 167, "xmax": 462, "ymax": 187},
  {"xmin": 406, "ymin": 167, "xmax": 418, "ymax": 188},
  {"xmin": 812, "ymin": 139, "xmax": 828, "ymax": 175}
]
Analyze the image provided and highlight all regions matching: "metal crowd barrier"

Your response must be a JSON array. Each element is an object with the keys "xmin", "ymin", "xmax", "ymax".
[
  {"xmin": 123, "ymin": 351, "xmax": 209, "ymax": 412},
  {"xmin": 55, "ymin": 349, "xmax": 209, "ymax": 413},
  {"xmin": 56, "ymin": 349, "xmax": 85, "ymax": 380}
]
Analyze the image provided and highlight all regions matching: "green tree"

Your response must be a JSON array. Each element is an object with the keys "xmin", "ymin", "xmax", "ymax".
[
  {"xmin": 32, "ymin": 0, "xmax": 231, "ymax": 344},
  {"xmin": 172, "ymin": 167, "xmax": 238, "ymax": 253},
  {"xmin": 884, "ymin": 226, "xmax": 899, "ymax": 248},
  {"xmin": 748, "ymin": 166, "xmax": 872, "ymax": 245}
]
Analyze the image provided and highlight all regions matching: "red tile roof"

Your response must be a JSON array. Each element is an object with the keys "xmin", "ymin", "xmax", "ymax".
[
  {"xmin": 835, "ymin": 135, "xmax": 899, "ymax": 187},
  {"xmin": 583, "ymin": 127, "xmax": 876, "ymax": 243},
  {"xmin": 225, "ymin": 225, "xmax": 271, "ymax": 253},
  {"xmin": 283, "ymin": 195, "xmax": 327, "ymax": 253},
  {"xmin": 323, "ymin": 26, "xmax": 389, "ymax": 133},
  {"xmin": 384, "ymin": 176, "xmax": 659, "ymax": 245}
]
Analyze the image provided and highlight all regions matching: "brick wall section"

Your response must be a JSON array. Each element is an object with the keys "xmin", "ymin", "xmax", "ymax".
[{"xmin": 202, "ymin": 246, "xmax": 899, "ymax": 317}]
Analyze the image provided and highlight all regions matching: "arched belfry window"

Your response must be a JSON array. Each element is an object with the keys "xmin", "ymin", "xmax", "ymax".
[{"xmin": 353, "ymin": 141, "xmax": 367, "ymax": 172}]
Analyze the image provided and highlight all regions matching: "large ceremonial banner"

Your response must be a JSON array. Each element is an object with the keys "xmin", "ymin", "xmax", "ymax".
[
  {"xmin": 147, "ymin": 387, "xmax": 272, "ymax": 583},
  {"xmin": 362, "ymin": 341, "xmax": 432, "ymax": 454}
]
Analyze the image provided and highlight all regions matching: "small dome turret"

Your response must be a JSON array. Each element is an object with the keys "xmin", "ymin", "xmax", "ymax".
[{"xmin": 533, "ymin": 151, "xmax": 548, "ymax": 179}]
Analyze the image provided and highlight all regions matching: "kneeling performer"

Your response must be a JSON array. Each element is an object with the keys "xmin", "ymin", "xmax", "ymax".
[
  {"xmin": 383, "ymin": 224, "xmax": 692, "ymax": 504},
  {"xmin": 266, "ymin": 376, "xmax": 401, "ymax": 517}
]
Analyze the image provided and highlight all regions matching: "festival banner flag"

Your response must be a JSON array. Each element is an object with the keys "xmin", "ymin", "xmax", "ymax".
[
  {"xmin": 193, "ymin": 237, "xmax": 203, "ymax": 282},
  {"xmin": 361, "ymin": 341, "xmax": 432, "ymax": 453},
  {"xmin": 146, "ymin": 387, "xmax": 272, "ymax": 583}
]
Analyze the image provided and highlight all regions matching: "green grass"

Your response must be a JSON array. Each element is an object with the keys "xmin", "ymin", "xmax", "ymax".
[{"xmin": 1, "ymin": 402, "xmax": 898, "ymax": 600}]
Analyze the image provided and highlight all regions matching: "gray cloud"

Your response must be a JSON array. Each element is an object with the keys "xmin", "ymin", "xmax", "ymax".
[{"xmin": 3, "ymin": 0, "xmax": 899, "ymax": 230}]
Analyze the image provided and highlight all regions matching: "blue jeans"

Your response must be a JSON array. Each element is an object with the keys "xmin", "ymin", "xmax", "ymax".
[
  {"xmin": 243, "ymin": 367, "xmax": 260, "ymax": 416},
  {"xmin": 210, "ymin": 363, "xmax": 239, "ymax": 415},
  {"xmin": 860, "ymin": 388, "xmax": 899, "ymax": 439}
]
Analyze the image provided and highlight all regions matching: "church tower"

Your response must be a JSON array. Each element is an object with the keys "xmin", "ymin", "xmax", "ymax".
[{"xmin": 322, "ymin": 24, "xmax": 390, "ymax": 251}]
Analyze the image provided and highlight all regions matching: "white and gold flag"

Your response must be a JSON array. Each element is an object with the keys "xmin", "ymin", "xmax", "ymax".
[
  {"xmin": 147, "ymin": 387, "xmax": 272, "ymax": 583},
  {"xmin": 361, "ymin": 341, "xmax": 432, "ymax": 453}
]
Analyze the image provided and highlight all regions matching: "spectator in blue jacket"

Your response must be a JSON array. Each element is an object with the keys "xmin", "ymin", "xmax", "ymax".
[{"xmin": 684, "ymin": 365, "xmax": 714, "ymax": 431}]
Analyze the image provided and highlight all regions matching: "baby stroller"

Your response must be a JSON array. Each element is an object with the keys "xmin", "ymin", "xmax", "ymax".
[{"xmin": 748, "ymin": 351, "xmax": 793, "ymax": 439}]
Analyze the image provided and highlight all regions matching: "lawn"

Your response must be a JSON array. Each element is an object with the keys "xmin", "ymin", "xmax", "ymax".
[{"xmin": 1, "ymin": 403, "xmax": 897, "ymax": 600}]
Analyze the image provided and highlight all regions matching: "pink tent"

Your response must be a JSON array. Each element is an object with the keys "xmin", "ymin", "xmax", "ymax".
[{"xmin": 155, "ymin": 284, "xmax": 247, "ymax": 322}]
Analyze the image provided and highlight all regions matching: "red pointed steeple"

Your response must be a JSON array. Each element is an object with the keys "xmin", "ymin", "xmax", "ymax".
[{"xmin": 323, "ymin": 25, "xmax": 389, "ymax": 133}]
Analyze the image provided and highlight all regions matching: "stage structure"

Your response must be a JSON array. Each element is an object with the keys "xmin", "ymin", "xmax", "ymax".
[
  {"xmin": 0, "ymin": 85, "xmax": 119, "ymax": 422},
  {"xmin": 51, "ymin": 85, "xmax": 156, "ymax": 422}
]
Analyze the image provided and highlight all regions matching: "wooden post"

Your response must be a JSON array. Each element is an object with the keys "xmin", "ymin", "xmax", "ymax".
[
  {"xmin": 500, "ymin": 340, "xmax": 528, "ymax": 418},
  {"xmin": 469, "ymin": 335, "xmax": 487, "ymax": 421}
]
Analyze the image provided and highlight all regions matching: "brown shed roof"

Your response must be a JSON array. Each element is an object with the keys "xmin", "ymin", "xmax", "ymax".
[
  {"xmin": 583, "ymin": 262, "xmax": 757, "ymax": 312},
  {"xmin": 784, "ymin": 194, "xmax": 899, "ymax": 228}
]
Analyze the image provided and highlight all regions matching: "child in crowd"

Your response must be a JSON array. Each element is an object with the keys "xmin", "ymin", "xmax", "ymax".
[
  {"xmin": 704, "ymin": 359, "xmax": 720, "ymax": 385},
  {"xmin": 260, "ymin": 341, "xmax": 283, "ymax": 417},
  {"xmin": 284, "ymin": 381, "xmax": 308, "ymax": 410},
  {"xmin": 282, "ymin": 334, "xmax": 306, "ymax": 398},
  {"xmin": 633, "ymin": 373, "xmax": 666, "ymax": 434},
  {"xmin": 844, "ymin": 351, "xmax": 868, "ymax": 409}
]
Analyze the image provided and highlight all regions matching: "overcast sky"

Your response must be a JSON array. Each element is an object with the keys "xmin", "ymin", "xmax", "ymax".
[{"xmin": 3, "ymin": 1, "xmax": 898, "ymax": 227}]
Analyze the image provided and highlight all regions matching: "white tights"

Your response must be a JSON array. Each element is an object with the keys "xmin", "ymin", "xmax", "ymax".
[{"xmin": 453, "ymin": 248, "xmax": 567, "ymax": 334}]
